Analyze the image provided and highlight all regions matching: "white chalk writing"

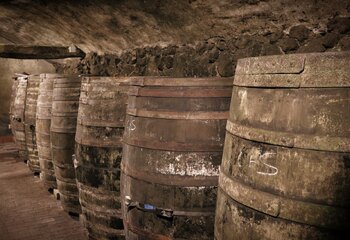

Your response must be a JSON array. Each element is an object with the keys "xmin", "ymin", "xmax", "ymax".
[{"xmin": 129, "ymin": 120, "xmax": 136, "ymax": 131}]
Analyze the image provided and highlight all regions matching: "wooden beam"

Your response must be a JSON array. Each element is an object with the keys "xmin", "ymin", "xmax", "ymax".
[{"xmin": 0, "ymin": 44, "xmax": 85, "ymax": 59}]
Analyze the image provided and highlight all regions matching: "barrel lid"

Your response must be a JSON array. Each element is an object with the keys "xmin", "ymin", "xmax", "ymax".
[
  {"xmin": 234, "ymin": 51, "xmax": 350, "ymax": 88},
  {"xmin": 127, "ymin": 76, "xmax": 234, "ymax": 87}
]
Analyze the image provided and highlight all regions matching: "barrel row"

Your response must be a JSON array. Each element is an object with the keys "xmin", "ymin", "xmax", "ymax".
[
  {"xmin": 10, "ymin": 73, "xmax": 83, "ymax": 216},
  {"xmin": 7, "ymin": 51, "xmax": 350, "ymax": 240}
]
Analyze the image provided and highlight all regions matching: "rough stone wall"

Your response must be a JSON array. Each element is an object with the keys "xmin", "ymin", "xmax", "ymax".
[
  {"xmin": 57, "ymin": 16, "xmax": 350, "ymax": 77},
  {"xmin": 0, "ymin": 0, "xmax": 349, "ymax": 53}
]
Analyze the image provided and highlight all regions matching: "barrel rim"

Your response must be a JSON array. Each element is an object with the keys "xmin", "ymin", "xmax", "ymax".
[
  {"xmin": 122, "ymin": 76, "xmax": 234, "ymax": 87},
  {"xmin": 218, "ymin": 171, "xmax": 349, "ymax": 228},
  {"xmin": 81, "ymin": 75, "xmax": 137, "ymax": 84},
  {"xmin": 234, "ymin": 51, "xmax": 350, "ymax": 88},
  {"xmin": 28, "ymin": 74, "xmax": 40, "ymax": 78},
  {"xmin": 40, "ymin": 73, "xmax": 64, "ymax": 78},
  {"xmin": 226, "ymin": 119, "xmax": 350, "ymax": 153},
  {"xmin": 53, "ymin": 75, "xmax": 81, "ymax": 84}
]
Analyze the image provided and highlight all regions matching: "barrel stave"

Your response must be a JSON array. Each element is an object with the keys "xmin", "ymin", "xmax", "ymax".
[
  {"xmin": 24, "ymin": 75, "xmax": 40, "ymax": 173},
  {"xmin": 12, "ymin": 77, "xmax": 28, "ymax": 161},
  {"xmin": 36, "ymin": 73, "xmax": 57, "ymax": 188},
  {"xmin": 51, "ymin": 76, "xmax": 81, "ymax": 214}
]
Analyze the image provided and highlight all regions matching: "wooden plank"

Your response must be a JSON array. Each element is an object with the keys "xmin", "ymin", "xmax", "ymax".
[{"xmin": 0, "ymin": 44, "xmax": 85, "ymax": 59}]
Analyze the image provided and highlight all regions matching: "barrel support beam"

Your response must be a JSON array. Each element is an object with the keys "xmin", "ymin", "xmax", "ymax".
[{"xmin": 0, "ymin": 44, "xmax": 85, "ymax": 59}]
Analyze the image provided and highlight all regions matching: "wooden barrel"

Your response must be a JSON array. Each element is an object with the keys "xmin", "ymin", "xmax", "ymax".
[
  {"xmin": 215, "ymin": 52, "xmax": 350, "ymax": 240},
  {"xmin": 75, "ymin": 76, "xmax": 132, "ymax": 240},
  {"xmin": 9, "ymin": 75, "xmax": 19, "ymax": 137},
  {"xmin": 36, "ymin": 73, "xmax": 59, "ymax": 189},
  {"xmin": 51, "ymin": 75, "xmax": 82, "ymax": 215},
  {"xmin": 121, "ymin": 77, "xmax": 233, "ymax": 239},
  {"xmin": 12, "ymin": 75, "xmax": 28, "ymax": 162},
  {"xmin": 25, "ymin": 74, "xmax": 40, "ymax": 173}
]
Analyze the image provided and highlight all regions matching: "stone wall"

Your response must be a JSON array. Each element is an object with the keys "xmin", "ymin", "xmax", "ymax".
[
  {"xmin": 57, "ymin": 16, "xmax": 350, "ymax": 77},
  {"xmin": 1, "ymin": 0, "xmax": 349, "ymax": 53}
]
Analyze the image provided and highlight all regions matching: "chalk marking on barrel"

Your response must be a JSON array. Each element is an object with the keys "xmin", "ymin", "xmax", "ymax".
[
  {"xmin": 129, "ymin": 120, "xmax": 136, "ymax": 131},
  {"xmin": 237, "ymin": 151, "xmax": 243, "ymax": 167},
  {"xmin": 255, "ymin": 162, "xmax": 278, "ymax": 176},
  {"xmin": 249, "ymin": 152, "xmax": 278, "ymax": 176},
  {"xmin": 157, "ymin": 153, "xmax": 219, "ymax": 176}
]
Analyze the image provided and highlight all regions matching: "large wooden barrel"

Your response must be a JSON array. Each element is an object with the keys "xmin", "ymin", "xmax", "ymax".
[
  {"xmin": 215, "ymin": 52, "xmax": 350, "ymax": 240},
  {"xmin": 36, "ymin": 73, "xmax": 58, "ymax": 190},
  {"xmin": 75, "ymin": 76, "xmax": 132, "ymax": 240},
  {"xmin": 9, "ymin": 75, "xmax": 19, "ymax": 137},
  {"xmin": 25, "ymin": 74, "xmax": 40, "ymax": 173},
  {"xmin": 121, "ymin": 77, "xmax": 233, "ymax": 239},
  {"xmin": 51, "ymin": 75, "xmax": 82, "ymax": 215},
  {"xmin": 12, "ymin": 75, "xmax": 28, "ymax": 162}
]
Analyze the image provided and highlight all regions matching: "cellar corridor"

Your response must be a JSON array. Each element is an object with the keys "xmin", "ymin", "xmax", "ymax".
[
  {"xmin": 0, "ymin": 140, "xmax": 87, "ymax": 240},
  {"xmin": 0, "ymin": 1, "xmax": 349, "ymax": 239}
]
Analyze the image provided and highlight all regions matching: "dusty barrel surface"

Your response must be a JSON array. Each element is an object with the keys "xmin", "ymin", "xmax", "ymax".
[
  {"xmin": 121, "ymin": 77, "xmax": 233, "ymax": 239},
  {"xmin": 36, "ymin": 73, "xmax": 58, "ymax": 189},
  {"xmin": 12, "ymin": 75, "xmax": 28, "ymax": 161},
  {"xmin": 51, "ymin": 75, "xmax": 82, "ymax": 214},
  {"xmin": 25, "ymin": 74, "xmax": 40, "ymax": 173},
  {"xmin": 215, "ymin": 52, "xmax": 350, "ymax": 240},
  {"xmin": 75, "ymin": 76, "xmax": 132, "ymax": 240},
  {"xmin": 9, "ymin": 76, "xmax": 19, "ymax": 137}
]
